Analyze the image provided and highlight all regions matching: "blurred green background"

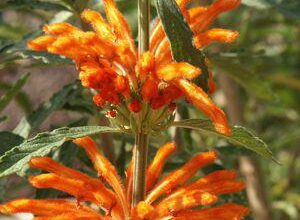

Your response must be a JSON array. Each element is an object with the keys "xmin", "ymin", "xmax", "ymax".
[{"xmin": 0, "ymin": 0, "xmax": 299, "ymax": 219}]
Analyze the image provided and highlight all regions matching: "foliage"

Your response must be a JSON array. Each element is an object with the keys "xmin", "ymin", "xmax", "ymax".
[
  {"xmin": 0, "ymin": 0, "xmax": 299, "ymax": 219},
  {"xmin": 156, "ymin": 0, "xmax": 209, "ymax": 91}
]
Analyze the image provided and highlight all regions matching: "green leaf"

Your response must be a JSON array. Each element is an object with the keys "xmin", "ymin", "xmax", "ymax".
[
  {"xmin": 211, "ymin": 58, "xmax": 275, "ymax": 101},
  {"xmin": 0, "ymin": 0, "xmax": 70, "ymax": 11},
  {"xmin": 0, "ymin": 132, "xmax": 24, "ymax": 156},
  {"xmin": 0, "ymin": 73, "xmax": 30, "ymax": 113},
  {"xmin": 155, "ymin": 0, "xmax": 209, "ymax": 92},
  {"xmin": 0, "ymin": 80, "xmax": 32, "ymax": 114},
  {"xmin": 172, "ymin": 119, "xmax": 278, "ymax": 163},
  {"xmin": 14, "ymin": 81, "xmax": 82, "ymax": 138},
  {"xmin": 20, "ymin": 50, "xmax": 73, "ymax": 66},
  {"xmin": 0, "ymin": 126, "xmax": 121, "ymax": 177}
]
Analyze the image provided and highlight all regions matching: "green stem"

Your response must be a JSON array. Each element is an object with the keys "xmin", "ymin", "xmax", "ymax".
[
  {"xmin": 132, "ymin": 133, "xmax": 149, "ymax": 206},
  {"xmin": 131, "ymin": 0, "xmax": 151, "ymax": 207},
  {"xmin": 138, "ymin": 0, "xmax": 150, "ymax": 54}
]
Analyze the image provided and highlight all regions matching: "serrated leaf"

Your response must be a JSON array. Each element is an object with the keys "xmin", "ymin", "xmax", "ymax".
[
  {"xmin": 14, "ymin": 81, "xmax": 82, "ymax": 138},
  {"xmin": 0, "ymin": 132, "xmax": 24, "ymax": 156},
  {"xmin": 0, "ymin": 73, "xmax": 30, "ymax": 113},
  {"xmin": 20, "ymin": 50, "xmax": 72, "ymax": 66},
  {"xmin": 211, "ymin": 58, "xmax": 275, "ymax": 101},
  {"xmin": 172, "ymin": 119, "xmax": 278, "ymax": 163},
  {"xmin": 155, "ymin": 0, "xmax": 209, "ymax": 92},
  {"xmin": 0, "ymin": 126, "xmax": 121, "ymax": 177}
]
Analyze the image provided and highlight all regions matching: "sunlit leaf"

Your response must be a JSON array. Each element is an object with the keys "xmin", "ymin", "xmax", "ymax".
[
  {"xmin": 0, "ymin": 126, "xmax": 121, "ymax": 177},
  {"xmin": 172, "ymin": 119, "xmax": 278, "ymax": 163},
  {"xmin": 20, "ymin": 51, "xmax": 73, "ymax": 66},
  {"xmin": 155, "ymin": 0, "xmax": 209, "ymax": 92},
  {"xmin": 0, "ymin": 132, "xmax": 24, "ymax": 156}
]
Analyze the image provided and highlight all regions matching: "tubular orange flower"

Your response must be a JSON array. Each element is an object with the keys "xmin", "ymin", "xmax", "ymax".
[
  {"xmin": 27, "ymin": 0, "xmax": 240, "ymax": 135},
  {"xmin": 0, "ymin": 136, "xmax": 249, "ymax": 220}
]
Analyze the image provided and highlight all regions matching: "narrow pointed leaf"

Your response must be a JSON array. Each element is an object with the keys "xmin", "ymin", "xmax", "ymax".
[
  {"xmin": 155, "ymin": 0, "xmax": 209, "ymax": 91},
  {"xmin": 0, "ymin": 73, "xmax": 29, "ymax": 113},
  {"xmin": 14, "ymin": 81, "xmax": 82, "ymax": 138},
  {"xmin": 172, "ymin": 119, "xmax": 278, "ymax": 163},
  {"xmin": 0, "ymin": 126, "xmax": 121, "ymax": 177}
]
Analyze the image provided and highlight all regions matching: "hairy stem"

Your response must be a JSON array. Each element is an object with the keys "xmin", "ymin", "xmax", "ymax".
[
  {"xmin": 132, "ymin": 0, "xmax": 150, "ymax": 207},
  {"xmin": 138, "ymin": 0, "xmax": 150, "ymax": 54},
  {"xmin": 132, "ymin": 133, "xmax": 149, "ymax": 206}
]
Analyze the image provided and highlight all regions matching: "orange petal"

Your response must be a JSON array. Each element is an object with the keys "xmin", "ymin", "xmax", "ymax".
[
  {"xmin": 47, "ymin": 36, "xmax": 88, "ymax": 60},
  {"xmin": 33, "ymin": 213, "xmax": 103, "ymax": 220},
  {"xmin": 145, "ymin": 151, "xmax": 217, "ymax": 204},
  {"xmin": 30, "ymin": 157, "xmax": 97, "ymax": 183},
  {"xmin": 150, "ymin": 0, "xmax": 190, "ymax": 55},
  {"xmin": 131, "ymin": 202, "xmax": 155, "ymax": 220},
  {"xmin": 208, "ymin": 71, "xmax": 217, "ymax": 94},
  {"xmin": 103, "ymin": 0, "xmax": 136, "ymax": 63},
  {"xmin": 191, "ymin": 0, "xmax": 241, "ymax": 34},
  {"xmin": 0, "ymin": 199, "xmax": 98, "ymax": 217},
  {"xmin": 136, "ymin": 52, "xmax": 156, "ymax": 83},
  {"xmin": 73, "ymin": 137, "xmax": 129, "ymax": 219},
  {"xmin": 154, "ymin": 191, "xmax": 217, "ymax": 218},
  {"xmin": 29, "ymin": 157, "xmax": 116, "ymax": 209},
  {"xmin": 81, "ymin": 9, "xmax": 115, "ymax": 44},
  {"xmin": 141, "ymin": 77, "xmax": 159, "ymax": 101},
  {"xmin": 146, "ymin": 142, "xmax": 176, "ymax": 192},
  {"xmin": 163, "ymin": 170, "xmax": 239, "ymax": 202},
  {"xmin": 150, "ymin": 21, "xmax": 165, "ymax": 53},
  {"xmin": 199, "ymin": 180, "xmax": 245, "ymax": 195},
  {"xmin": 174, "ymin": 79, "xmax": 231, "ymax": 135},
  {"xmin": 126, "ymin": 160, "xmax": 133, "ymax": 205},
  {"xmin": 176, "ymin": 0, "xmax": 190, "ymax": 10},
  {"xmin": 125, "ymin": 145, "xmax": 136, "ymax": 205},
  {"xmin": 212, "ymin": 0, "xmax": 241, "ymax": 12},
  {"xmin": 174, "ymin": 203, "xmax": 250, "ymax": 220},
  {"xmin": 43, "ymin": 23, "xmax": 81, "ymax": 36},
  {"xmin": 194, "ymin": 28, "xmax": 239, "ymax": 48},
  {"xmin": 161, "ymin": 85, "xmax": 183, "ymax": 103},
  {"xmin": 156, "ymin": 62, "xmax": 201, "ymax": 82},
  {"xmin": 188, "ymin": 6, "xmax": 208, "ymax": 24},
  {"xmin": 29, "ymin": 174, "xmax": 107, "ymax": 207},
  {"xmin": 27, "ymin": 36, "xmax": 56, "ymax": 51},
  {"xmin": 153, "ymin": 37, "xmax": 172, "ymax": 67}
]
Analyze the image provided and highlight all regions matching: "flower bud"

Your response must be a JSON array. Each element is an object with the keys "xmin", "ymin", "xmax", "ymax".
[{"xmin": 128, "ymin": 100, "xmax": 141, "ymax": 113}]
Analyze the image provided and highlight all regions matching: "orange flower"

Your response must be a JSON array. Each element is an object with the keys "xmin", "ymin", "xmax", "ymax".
[
  {"xmin": 0, "ymin": 137, "xmax": 249, "ymax": 220},
  {"xmin": 27, "ymin": 0, "xmax": 240, "ymax": 135}
]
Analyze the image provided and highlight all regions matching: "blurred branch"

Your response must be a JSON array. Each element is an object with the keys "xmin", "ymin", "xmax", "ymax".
[
  {"xmin": 270, "ymin": 74, "xmax": 300, "ymax": 91},
  {"xmin": 219, "ymin": 74, "xmax": 272, "ymax": 220}
]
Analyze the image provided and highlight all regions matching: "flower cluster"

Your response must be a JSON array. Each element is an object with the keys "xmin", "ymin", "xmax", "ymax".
[
  {"xmin": 0, "ymin": 137, "xmax": 249, "ymax": 219},
  {"xmin": 28, "ymin": 0, "xmax": 240, "ymax": 135}
]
